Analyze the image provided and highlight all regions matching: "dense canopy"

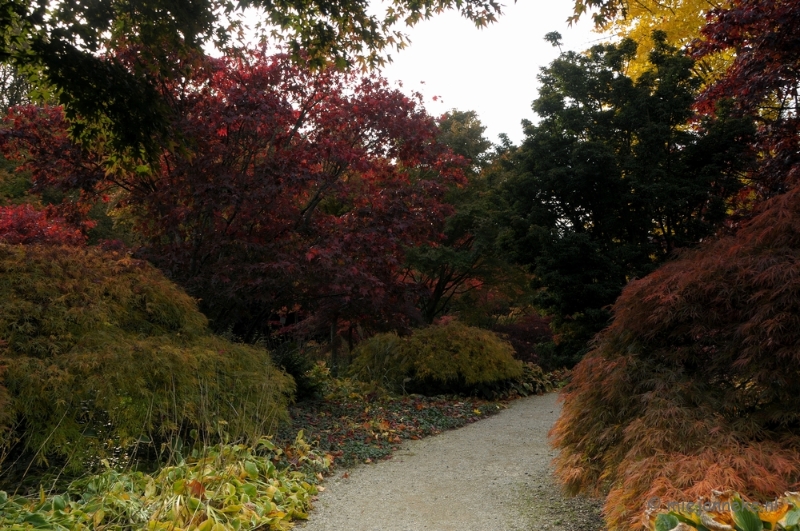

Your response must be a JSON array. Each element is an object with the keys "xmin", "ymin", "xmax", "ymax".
[
  {"xmin": 0, "ymin": 52, "xmax": 466, "ymax": 338},
  {"xmin": 0, "ymin": 0, "xmax": 505, "ymax": 156}
]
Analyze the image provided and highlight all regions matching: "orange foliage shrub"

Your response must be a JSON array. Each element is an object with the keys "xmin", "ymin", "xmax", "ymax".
[{"xmin": 551, "ymin": 186, "xmax": 800, "ymax": 531}]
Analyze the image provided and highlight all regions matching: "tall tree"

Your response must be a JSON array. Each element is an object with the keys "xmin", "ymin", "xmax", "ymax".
[
  {"xmin": 0, "ymin": 0, "xmax": 504, "ymax": 157},
  {"xmin": 606, "ymin": 0, "xmax": 734, "ymax": 80},
  {"xmin": 0, "ymin": 65, "xmax": 29, "ymax": 114},
  {"xmin": 405, "ymin": 110, "xmax": 521, "ymax": 325},
  {"xmin": 0, "ymin": 52, "xmax": 465, "ymax": 339},
  {"xmin": 692, "ymin": 0, "xmax": 800, "ymax": 198},
  {"xmin": 494, "ymin": 33, "xmax": 753, "ymax": 366}
]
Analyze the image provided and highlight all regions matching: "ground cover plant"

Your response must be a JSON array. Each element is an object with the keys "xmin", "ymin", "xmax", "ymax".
[
  {"xmin": 0, "ymin": 435, "xmax": 330, "ymax": 530},
  {"xmin": 0, "ymin": 358, "xmax": 557, "ymax": 529},
  {"xmin": 647, "ymin": 491, "xmax": 800, "ymax": 531},
  {"xmin": 273, "ymin": 348, "xmax": 559, "ymax": 468},
  {"xmin": 275, "ymin": 373, "xmax": 508, "ymax": 467}
]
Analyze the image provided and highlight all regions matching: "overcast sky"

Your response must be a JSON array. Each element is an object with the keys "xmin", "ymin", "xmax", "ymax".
[{"xmin": 373, "ymin": 0, "xmax": 608, "ymax": 145}]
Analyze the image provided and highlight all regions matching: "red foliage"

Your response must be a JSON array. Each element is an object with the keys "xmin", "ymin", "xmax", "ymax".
[
  {"xmin": 551, "ymin": 186, "xmax": 800, "ymax": 530},
  {"xmin": 0, "ymin": 106, "xmax": 106, "ymax": 194},
  {"xmin": 692, "ymin": 0, "xmax": 800, "ymax": 196},
  {"xmin": 0, "ymin": 204, "xmax": 87, "ymax": 245},
  {"xmin": 492, "ymin": 314, "xmax": 552, "ymax": 365},
  {"xmin": 552, "ymin": 6, "xmax": 800, "ymax": 530},
  {"xmin": 0, "ymin": 52, "xmax": 465, "ymax": 335}
]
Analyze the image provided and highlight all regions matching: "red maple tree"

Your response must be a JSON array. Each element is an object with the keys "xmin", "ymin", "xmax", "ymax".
[
  {"xmin": 0, "ymin": 51, "xmax": 466, "ymax": 337},
  {"xmin": 0, "ymin": 204, "xmax": 88, "ymax": 245},
  {"xmin": 692, "ymin": 0, "xmax": 800, "ymax": 197}
]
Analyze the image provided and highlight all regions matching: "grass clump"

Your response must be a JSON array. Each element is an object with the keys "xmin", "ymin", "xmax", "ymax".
[
  {"xmin": 350, "ymin": 321, "xmax": 524, "ymax": 396},
  {"xmin": 0, "ymin": 244, "xmax": 294, "ymax": 476}
]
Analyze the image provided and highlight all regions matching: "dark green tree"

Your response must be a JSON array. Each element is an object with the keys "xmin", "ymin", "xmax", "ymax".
[
  {"xmin": 406, "ymin": 109, "xmax": 519, "ymax": 325},
  {"xmin": 436, "ymin": 110, "xmax": 493, "ymax": 173},
  {"xmin": 495, "ymin": 32, "xmax": 754, "ymax": 367},
  {"xmin": 0, "ymin": 65, "xmax": 29, "ymax": 114}
]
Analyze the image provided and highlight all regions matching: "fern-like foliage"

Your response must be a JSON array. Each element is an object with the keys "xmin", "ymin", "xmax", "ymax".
[
  {"xmin": 551, "ymin": 185, "xmax": 800, "ymax": 531},
  {"xmin": 0, "ymin": 244, "xmax": 294, "ymax": 474}
]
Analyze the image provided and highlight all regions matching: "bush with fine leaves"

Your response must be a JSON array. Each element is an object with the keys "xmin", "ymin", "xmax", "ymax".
[
  {"xmin": 0, "ymin": 244, "xmax": 294, "ymax": 474},
  {"xmin": 350, "ymin": 321, "xmax": 524, "ymax": 395},
  {"xmin": 551, "ymin": 187, "xmax": 800, "ymax": 531}
]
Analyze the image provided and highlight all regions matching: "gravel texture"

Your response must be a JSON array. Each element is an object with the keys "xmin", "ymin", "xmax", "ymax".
[{"xmin": 298, "ymin": 392, "xmax": 605, "ymax": 531}]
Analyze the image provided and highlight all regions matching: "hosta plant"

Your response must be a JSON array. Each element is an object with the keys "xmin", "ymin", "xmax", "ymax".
[
  {"xmin": 647, "ymin": 491, "xmax": 800, "ymax": 531},
  {"xmin": 0, "ymin": 434, "xmax": 330, "ymax": 530}
]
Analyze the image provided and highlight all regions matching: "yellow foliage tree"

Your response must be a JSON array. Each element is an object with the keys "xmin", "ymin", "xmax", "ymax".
[{"xmin": 606, "ymin": 0, "xmax": 733, "ymax": 81}]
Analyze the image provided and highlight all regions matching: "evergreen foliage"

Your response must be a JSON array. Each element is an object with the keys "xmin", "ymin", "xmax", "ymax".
[
  {"xmin": 350, "ymin": 321, "xmax": 524, "ymax": 395},
  {"xmin": 406, "ymin": 110, "xmax": 518, "ymax": 325},
  {"xmin": 494, "ymin": 33, "xmax": 754, "ymax": 366},
  {"xmin": 0, "ymin": 244, "xmax": 294, "ymax": 473},
  {"xmin": 551, "ymin": 187, "xmax": 800, "ymax": 530}
]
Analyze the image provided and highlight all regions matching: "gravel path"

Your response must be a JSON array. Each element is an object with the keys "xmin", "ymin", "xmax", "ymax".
[{"xmin": 298, "ymin": 392, "xmax": 605, "ymax": 531}]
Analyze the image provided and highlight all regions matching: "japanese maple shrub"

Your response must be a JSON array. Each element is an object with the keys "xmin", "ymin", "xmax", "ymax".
[
  {"xmin": 350, "ymin": 321, "xmax": 523, "ymax": 395},
  {"xmin": 0, "ymin": 244, "xmax": 294, "ymax": 473},
  {"xmin": 550, "ymin": 188, "xmax": 800, "ymax": 530},
  {"xmin": 0, "ymin": 203, "xmax": 87, "ymax": 245}
]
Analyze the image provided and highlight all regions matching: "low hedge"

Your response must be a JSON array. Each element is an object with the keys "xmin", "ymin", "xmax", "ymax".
[{"xmin": 350, "ymin": 321, "xmax": 524, "ymax": 396}]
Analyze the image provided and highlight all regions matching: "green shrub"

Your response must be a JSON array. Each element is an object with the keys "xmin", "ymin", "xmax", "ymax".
[
  {"xmin": 489, "ymin": 362, "xmax": 558, "ymax": 399},
  {"xmin": 265, "ymin": 341, "xmax": 324, "ymax": 401},
  {"xmin": 0, "ymin": 244, "xmax": 294, "ymax": 473},
  {"xmin": 350, "ymin": 321, "xmax": 524, "ymax": 396}
]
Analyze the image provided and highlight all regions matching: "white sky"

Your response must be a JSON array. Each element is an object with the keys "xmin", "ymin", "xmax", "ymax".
[
  {"xmin": 237, "ymin": 1, "xmax": 609, "ymax": 146},
  {"xmin": 373, "ymin": 0, "xmax": 608, "ymax": 145}
]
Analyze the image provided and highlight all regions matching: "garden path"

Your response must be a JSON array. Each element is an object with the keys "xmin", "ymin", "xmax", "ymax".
[{"xmin": 298, "ymin": 392, "xmax": 604, "ymax": 531}]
